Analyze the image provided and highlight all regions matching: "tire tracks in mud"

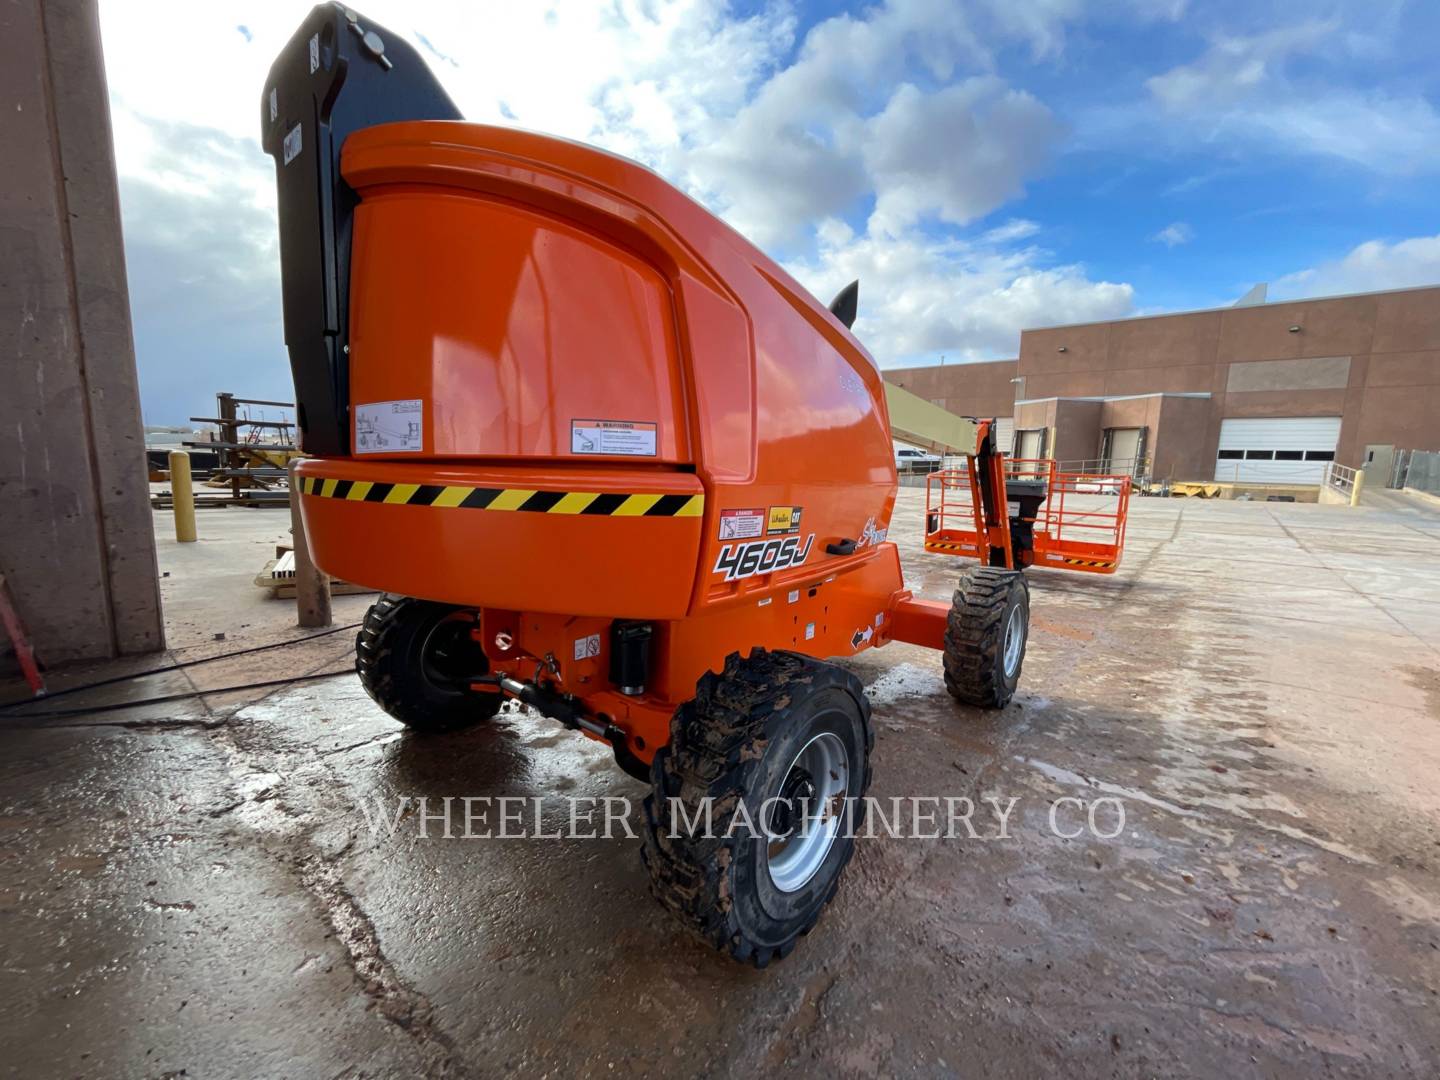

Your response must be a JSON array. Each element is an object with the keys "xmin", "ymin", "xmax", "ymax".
[
  {"xmin": 297, "ymin": 856, "xmax": 462, "ymax": 1076},
  {"xmin": 866, "ymin": 509, "xmax": 1192, "ymax": 899},
  {"xmin": 745, "ymin": 510, "xmax": 1195, "ymax": 1067},
  {"xmin": 191, "ymin": 666, "xmax": 469, "ymax": 1077}
]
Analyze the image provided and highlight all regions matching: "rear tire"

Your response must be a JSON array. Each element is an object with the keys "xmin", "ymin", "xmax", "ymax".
[
  {"xmin": 943, "ymin": 567, "xmax": 1029, "ymax": 708},
  {"xmin": 355, "ymin": 595, "xmax": 501, "ymax": 733},
  {"xmin": 640, "ymin": 650, "xmax": 874, "ymax": 968}
]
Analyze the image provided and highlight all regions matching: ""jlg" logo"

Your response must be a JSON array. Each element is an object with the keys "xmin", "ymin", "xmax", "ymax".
[{"xmin": 713, "ymin": 534, "xmax": 815, "ymax": 581}]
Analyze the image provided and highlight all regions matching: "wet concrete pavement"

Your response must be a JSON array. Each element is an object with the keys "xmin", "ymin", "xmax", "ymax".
[{"xmin": 2, "ymin": 493, "xmax": 1438, "ymax": 1077}]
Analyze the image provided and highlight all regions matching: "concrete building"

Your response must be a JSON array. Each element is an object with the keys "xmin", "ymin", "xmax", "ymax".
[
  {"xmin": 0, "ymin": 0, "xmax": 163, "ymax": 672},
  {"xmin": 884, "ymin": 285, "xmax": 1440, "ymax": 485}
]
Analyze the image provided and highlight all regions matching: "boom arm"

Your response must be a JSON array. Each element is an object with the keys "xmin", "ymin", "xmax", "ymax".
[{"xmin": 882, "ymin": 382, "xmax": 979, "ymax": 455}]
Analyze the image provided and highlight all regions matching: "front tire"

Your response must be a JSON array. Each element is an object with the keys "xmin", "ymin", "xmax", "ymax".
[
  {"xmin": 943, "ymin": 567, "xmax": 1030, "ymax": 708},
  {"xmin": 641, "ymin": 650, "xmax": 874, "ymax": 968},
  {"xmin": 355, "ymin": 595, "xmax": 501, "ymax": 732}
]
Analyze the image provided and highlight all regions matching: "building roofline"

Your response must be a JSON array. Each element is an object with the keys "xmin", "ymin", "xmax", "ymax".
[
  {"xmin": 1019, "ymin": 282, "xmax": 1440, "ymax": 335},
  {"xmin": 1015, "ymin": 392, "xmax": 1212, "ymax": 405},
  {"xmin": 882, "ymin": 358, "xmax": 1017, "ymax": 376}
]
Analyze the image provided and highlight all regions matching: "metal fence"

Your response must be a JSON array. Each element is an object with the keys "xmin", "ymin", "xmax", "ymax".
[
  {"xmin": 1050, "ymin": 457, "xmax": 1150, "ymax": 482},
  {"xmin": 900, "ymin": 454, "xmax": 1153, "ymax": 489},
  {"xmin": 1322, "ymin": 460, "xmax": 1359, "ymax": 499},
  {"xmin": 1397, "ymin": 449, "xmax": 1440, "ymax": 495},
  {"xmin": 896, "ymin": 458, "xmax": 945, "ymax": 487}
]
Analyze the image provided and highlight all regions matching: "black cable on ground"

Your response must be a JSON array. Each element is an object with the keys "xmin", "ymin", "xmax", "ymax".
[
  {"xmin": 0, "ymin": 621, "xmax": 363, "ymax": 713},
  {"xmin": 0, "ymin": 668, "xmax": 357, "ymax": 721}
]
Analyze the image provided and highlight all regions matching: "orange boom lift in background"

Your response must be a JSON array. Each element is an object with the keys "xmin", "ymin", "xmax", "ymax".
[
  {"xmin": 922, "ymin": 459, "xmax": 1133, "ymax": 575},
  {"xmin": 264, "ymin": 4, "xmax": 1034, "ymax": 966}
]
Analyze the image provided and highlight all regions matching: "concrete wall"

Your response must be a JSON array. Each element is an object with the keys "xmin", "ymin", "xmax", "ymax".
[
  {"xmin": 1153, "ymin": 396, "xmax": 1212, "ymax": 482},
  {"xmin": 1013, "ymin": 398, "xmax": 1107, "ymax": 465},
  {"xmin": 1014, "ymin": 393, "xmax": 1210, "ymax": 478},
  {"xmin": 0, "ymin": 0, "xmax": 163, "ymax": 669},
  {"xmin": 1318, "ymin": 483, "xmax": 1350, "ymax": 507},
  {"xmin": 885, "ymin": 360, "xmax": 1017, "ymax": 420},
  {"xmin": 879, "ymin": 292, "xmax": 1437, "ymax": 484},
  {"xmin": 1052, "ymin": 400, "xmax": 1102, "ymax": 463},
  {"xmin": 1099, "ymin": 396, "xmax": 1162, "ymax": 439},
  {"xmin": 1020, "ymin": 288, "xmax": 1440, "ymax": 473}
]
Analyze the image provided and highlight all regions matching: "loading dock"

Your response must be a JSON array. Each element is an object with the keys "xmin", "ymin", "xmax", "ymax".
[{"xmin": 1214, "ymin": 416, "xmax": 1341, "ymax": 484}]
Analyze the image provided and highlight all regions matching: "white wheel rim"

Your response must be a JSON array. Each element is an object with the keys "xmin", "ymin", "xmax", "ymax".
[
  {"xmin": 765, "ymin": 731, "xmax": 849, "ymax": 894},
  {"xmin": 1003, "ymin": 603, "xmax": 1026, "ymax": 679}
]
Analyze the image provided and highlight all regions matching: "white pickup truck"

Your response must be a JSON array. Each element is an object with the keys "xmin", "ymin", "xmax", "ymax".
[{"xmin": 894, "ymin": 447, "xmax": 943, "ymax": 472}]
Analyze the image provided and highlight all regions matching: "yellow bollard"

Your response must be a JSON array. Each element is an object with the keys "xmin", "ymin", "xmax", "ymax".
[
  {"xmin": 169, "ymin": 450, "xmax": 197, "ymax": 542},
  {"xmin": 1350, "ymin": 467, "xmax": 1365, "ymax": 508}
]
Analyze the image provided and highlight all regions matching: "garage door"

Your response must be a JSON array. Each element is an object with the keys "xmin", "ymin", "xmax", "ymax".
[
  {"xmin": 994, "ymin": 418, "xmax": 1014, "ymax": 456},
  {"xmin": 1104, "ymin": 428, "xmax": 1144, "ymax": 474},
  {"xmin": 1214, "ymin": 417, "xmax": 1341, "ymax": 484},
  {"xmin": 1015, "ymin": 428, "xmax": 1045, "ymax": 460}
]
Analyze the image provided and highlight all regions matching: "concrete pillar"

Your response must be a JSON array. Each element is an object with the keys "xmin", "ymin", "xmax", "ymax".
[
  {"xmin": 0, "ymin": 0, "xmax": 164, "ymax": 670},
  {"xmin": 287, "ymin": 461, "xmax": 332, "ymax": 628}
]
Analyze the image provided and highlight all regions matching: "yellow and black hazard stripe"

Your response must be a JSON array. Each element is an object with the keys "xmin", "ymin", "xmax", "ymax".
[
  {"xmin": 1062, "ymin": 557, "xmax": 1114, "ymax": 568},
  {"xmin": 296, "ymin": 476, "xmax": 703, "ymax": 517},
  {"xmin": 924, "ymin": 540, "xmax": 973, "ymax": 552}
]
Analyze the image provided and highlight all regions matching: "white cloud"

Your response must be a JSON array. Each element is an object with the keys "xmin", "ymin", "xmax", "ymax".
[
  {"xmin": 785, "ymin": 221, "xmax": 1133, "ymax": 363},
  {"xmin": 682, "ymin": 0, "xmax": 1062, "ymax": 248},
  {"xmin": 98, "ymin": 0, "xmax": 1119, "ymax": 420},
  {"xmin": 1272, "ymin": 234, "xmax": 1440, "ymax": 299},
  {"xmin": 1145, "ymin": 20, "xmax": 1440, "ymax": 175},
  {"xmin": 99, "ymin": 0, "xmax": 798, "ymax": 421},
  {"xmin": 1151, "ymin": 222, "xmax": 1194, "ymax": 247},
  {"xmin": 1241, "ymin": 95, "xmax": 1440, "ymax": 174},
  {"xmin": 1146, "ymin": 22, "xmax": 1335, "ymax": 110},
  {"xmin": 980, "ymin": 218, "xmax": 1042, "ymax": 244},
  {"xmin": 863, "ymin": 79, "xmax": 1061, "ymax": 236},
  {"xmin": 678, "ymin": 0, "xmax": 1180, "ymax": 249}
]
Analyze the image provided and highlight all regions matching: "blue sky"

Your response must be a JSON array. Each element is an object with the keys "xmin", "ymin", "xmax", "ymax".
[{"xmin": 99, "ymin": 1, "xmax": 1440, "ymax": 425}]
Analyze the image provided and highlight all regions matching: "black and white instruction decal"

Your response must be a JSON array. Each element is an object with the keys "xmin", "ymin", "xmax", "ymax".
[
  {"xmin": 355, "ymin": 399, "xmax": 423, "ymax": 454},
  {"xmin": 282, "ymin": 123, "xmax": 303, "ymax": 165},
  {"xmin": 571, "ymin": 419, "xmax": 657, "ymax": 457},
  {"xmin": 573, "ymin": 633, "xmax": 601, "ymax": 661}
]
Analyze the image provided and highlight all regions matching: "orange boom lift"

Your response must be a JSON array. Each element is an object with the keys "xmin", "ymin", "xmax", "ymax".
[
  {"xmin": 264, "ymin": 5, "xmax": 1034, "ymax": 966},
  {"xmin": 922, "ymin": 457, "xmax": 1133, "ymax": 574}
]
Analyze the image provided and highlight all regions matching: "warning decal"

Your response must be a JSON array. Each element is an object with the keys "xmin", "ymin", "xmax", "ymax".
[
  {"xmin": 571, "ymin": 419, "xmax": 657, "ymax": 457},
  {"xmin": 297, "ymin": 476, "xmax": 702, "ymax": 517},
  {"xmin": 719, "ymin": 508, "xmax": 766, "ymax": 541},
  {"xmin": 355, "ymin": 399, "xmax": 423, "ymax": 454}
]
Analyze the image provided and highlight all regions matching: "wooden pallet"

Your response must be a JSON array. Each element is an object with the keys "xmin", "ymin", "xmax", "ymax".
[{"xmin": 254, "ymin": 546, "xmax": 376, "ymax": 598}]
